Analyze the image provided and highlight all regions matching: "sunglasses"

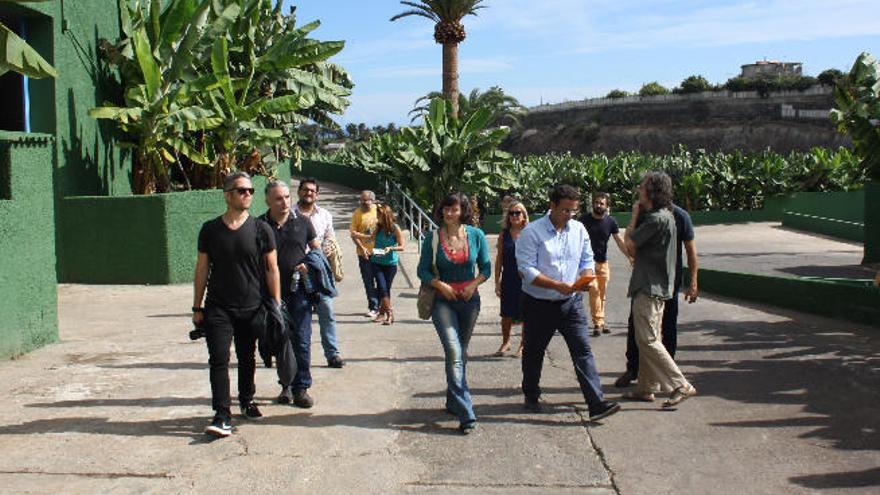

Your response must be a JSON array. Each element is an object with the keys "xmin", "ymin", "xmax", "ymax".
[
  {"xmin": 226, "ymin": 187, "xmax": 255, "ymax": 196},
  {"xmin": 508, "ymin": 211, "xmax": 523, "ymax": 217}
]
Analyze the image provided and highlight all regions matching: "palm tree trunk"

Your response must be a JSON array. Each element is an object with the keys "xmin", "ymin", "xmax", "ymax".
[{"xmin": 442, "ymin": 42, "xmax": 460, "ymax": 119}]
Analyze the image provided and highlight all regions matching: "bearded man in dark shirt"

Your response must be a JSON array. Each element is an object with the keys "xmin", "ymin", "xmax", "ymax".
[{"xmin": 193, "ymin": 172, "xmax": 281, "ymax": 438}]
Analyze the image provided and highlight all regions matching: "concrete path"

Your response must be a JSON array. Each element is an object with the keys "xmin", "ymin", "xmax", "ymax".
[
  {"xmin": 696, "ymin": 222, "xmax": 874, "ymax": 280},
  {"xmin": 0, "ymin": 181, "xmax": 877, "ymax": 494}
]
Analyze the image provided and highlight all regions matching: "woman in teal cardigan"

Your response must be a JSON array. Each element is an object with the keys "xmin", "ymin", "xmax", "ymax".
[{"xmin": 417, "ymin": 192, "xmax": 492, "ymax": 434}]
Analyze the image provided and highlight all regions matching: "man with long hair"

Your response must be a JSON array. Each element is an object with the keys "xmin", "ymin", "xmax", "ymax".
[{"xmin": 622, "ymin": 172, "xmax": 697, "ymax": 408}]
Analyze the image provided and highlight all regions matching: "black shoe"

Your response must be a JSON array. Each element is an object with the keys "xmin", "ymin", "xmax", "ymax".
[
  {"xmin": 205, "ymin": 415, "xmax": 232, "ymax": 437},
  {"xmin": 277, "ymin": 387, "xmax": 292, "ymax": 404},
  {"xmin": 327, "ymin": 355, "xmax": 345, "ymax": 368},
  {"xmin": 614, "ymin": 371, "xmax": 636, "ymax": 388},
  {"xmin": 589, "ymin": 401, "xmax": 621, "ymax": 421},
  {"xmin": 459, "ymin": 421, "xmax": 476, "ymax": 435},
  {"xmin": 602, "ymin": 325, "xmax": 611, "ymax": 334},
  {"xmin": 240, "ymin": 402, "xmax": 263, "ymax": 420},
  {"xmin": 293, "ymin": 389, "xmax": 314, "ymax": 408},
  {"xmin": 524, "ymin": 398, "xmax": 543, "ymax": 413},
  {"xmin": 592, "ymin": 328, "xmax": 601, "ymax": 337}
]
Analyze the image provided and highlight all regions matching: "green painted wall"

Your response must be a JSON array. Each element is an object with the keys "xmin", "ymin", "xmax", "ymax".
[
  {"xmin": 298, "ymin": 160, "xmax": 382, "ymax": 192},
  {"xmin": 57, "ymin": 174, "xmax": 290, "ymax": 284},
  {"xmin": 0, "ymin": 133, "xmax": 58, "ymax": 359},
  {"xmin": 781, "ymin": 190, "xmax": 865, "ymax": 242},
  {"xmin": 26, "ymin": 0, "xmax": 131, "ymax": 197},
  {"xmin": 695, "ymin": 268, "xmax": 880, "ymax": 328},
  {"xmin": 864, "ymin": 182, "xmax": 880, "ymax": 264}
]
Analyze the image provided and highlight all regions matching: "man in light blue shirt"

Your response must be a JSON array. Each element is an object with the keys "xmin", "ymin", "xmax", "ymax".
[{"xmin": 516, "ymin": 184, "xmax": 621, "ymax": 422}]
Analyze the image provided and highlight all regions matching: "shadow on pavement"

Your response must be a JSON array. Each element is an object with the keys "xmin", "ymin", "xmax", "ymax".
[
  {"xmin": 675, "ymin": 318, "xmax": 879, "ymax": 457},
  {"xmin": 788, "ymin": 467, "xmax": 880, "ymax": 489}
]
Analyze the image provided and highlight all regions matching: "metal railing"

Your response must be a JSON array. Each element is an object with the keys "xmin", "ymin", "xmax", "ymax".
[{"xmin": 383, "ymin": 179, "xmax": 437, "ymax": 252}]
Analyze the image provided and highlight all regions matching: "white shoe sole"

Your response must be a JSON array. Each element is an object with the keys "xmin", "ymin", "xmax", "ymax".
[{"xmin": 205, "ymin": 425, "xmax": 232, "ymax": 437}]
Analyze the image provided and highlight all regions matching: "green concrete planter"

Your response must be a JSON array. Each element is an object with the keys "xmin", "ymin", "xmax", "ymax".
[
  {"xmin": 0, "ymin": 133, "xmax": 58, "ymax": 358},
  {"xmin": 57, "ymin": 175, "xmax": 283, "ymax": 284},
  {"xmin": 696, "ymin": 268, "xmax": 880, "ymax": 328},
  {"xmin": 864, "ymin": 181, "xmax": 880, "ymax": 264}
]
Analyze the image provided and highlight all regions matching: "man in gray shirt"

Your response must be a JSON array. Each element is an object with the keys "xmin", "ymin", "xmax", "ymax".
[{"xmin": 622, "ymin": 172, "xmax": 696, "ymax": 408}]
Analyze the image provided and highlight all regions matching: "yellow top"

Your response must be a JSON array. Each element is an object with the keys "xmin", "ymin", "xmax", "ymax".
[{"xmin": 350, "ymin": 205, "xmax": 378, "ymax": 256}]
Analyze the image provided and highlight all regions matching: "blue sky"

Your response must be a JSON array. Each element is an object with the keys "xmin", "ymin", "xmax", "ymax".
[{"xmin": 285, "ymin": 0, "xmax": 880, "ymax": 127}]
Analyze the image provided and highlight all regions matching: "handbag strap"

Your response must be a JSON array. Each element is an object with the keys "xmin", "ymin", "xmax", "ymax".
[{"xmin": 431, "ymin": 228, "xmax": 440, "ymax": 278}]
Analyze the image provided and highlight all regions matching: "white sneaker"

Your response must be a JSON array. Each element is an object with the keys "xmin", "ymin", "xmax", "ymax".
[{"xmin": 365, "ymin": 310, "xmax": 379, "ymax": 318}]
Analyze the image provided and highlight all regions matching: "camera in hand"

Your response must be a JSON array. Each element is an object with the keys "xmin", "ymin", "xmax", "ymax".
[{"xmin": 189, "ymin": 326, "xmax": 206, "ymax": 340}]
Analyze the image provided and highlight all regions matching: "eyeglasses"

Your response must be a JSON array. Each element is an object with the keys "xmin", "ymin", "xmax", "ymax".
[
  {"xmin": 226, "ymin": 187, "xmax": 255, "ymax": 196},
  {"xmin": 508, "ymin": 211, "xmax": 523, "ymax": 217}
]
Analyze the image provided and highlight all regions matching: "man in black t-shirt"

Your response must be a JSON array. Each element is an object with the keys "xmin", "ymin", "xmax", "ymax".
[
  {"xmin": 579, "ymin": 192, "xmax": 632, "ymax": 337},
  {"xmin": 259, "ymin": 181, "xmax": 318, "ymax": 409},
  {"xmin": 615, "ymin": 202, "xmax": 700, "ymax": 388},
  {"xmin": 193, "ymin": 172, "xmax": 281, "ymax": 438}
]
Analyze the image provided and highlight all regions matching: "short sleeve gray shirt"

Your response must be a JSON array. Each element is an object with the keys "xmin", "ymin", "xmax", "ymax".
[{"xmin": 627, "ymin": 208, "xmax": 677, "ymax": 299}]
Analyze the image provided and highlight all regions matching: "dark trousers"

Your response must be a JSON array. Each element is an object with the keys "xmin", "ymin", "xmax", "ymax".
[
  {"xmin": 371, "ymin": 262, "xmax": 398, "ymax": 299},
  {"xmin": 521, "ymin": 293, "xmax": 605, "ymax": 411},
  {"xmin": 358, "ymin": 257, "xmax": 379, "ymax": 311},
  {"xmin": 625, "ymin": 289, "xmax": 679, "ymax": 375},
  {"xmin": 205, "ymin": 305, "xmax": 260, "ymax": 417},
  {"xmin": 285, "ymin": 286, "xmax": 313, "ymax": 391}
]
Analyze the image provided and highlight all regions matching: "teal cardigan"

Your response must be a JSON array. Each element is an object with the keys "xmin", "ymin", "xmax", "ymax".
[{"xmin": 417, "ymin": 225, "xmax": 492, "ymax": 283}]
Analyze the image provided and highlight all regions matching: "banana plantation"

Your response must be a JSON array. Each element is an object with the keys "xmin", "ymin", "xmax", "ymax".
[{"xmin": 90, "ymin": 0, "xmax": 352, "ymax": 194}]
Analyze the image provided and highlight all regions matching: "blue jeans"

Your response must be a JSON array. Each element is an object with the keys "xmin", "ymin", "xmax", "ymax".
[
  {"xmin": 358, "ymin": 257, "xmax": 379, "ymax": 312},
  {"xmin": 625, "ymin": 288, "xmax": 679, "ymax": 376},
  {"xmin": 521, "ymin": 293, "xmax": 606, "ymax": 412},
  {"xmin": 371, "ymin": 262, "xmax": 398, "ymax": 299},
  {"xmin": 284, "ymin": 286, "xmax": 313, "ymax": 391},
  {"xmin": 315, "ymin": 292, "xmax": 340, "ymax": 360},
  {"xmin": 431, "ymin": 294, "xmax": 481, "ymax": 425}
]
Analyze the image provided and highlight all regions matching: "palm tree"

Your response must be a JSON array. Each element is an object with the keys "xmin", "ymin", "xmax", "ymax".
[
  {"xmin": 390, "ymin": 0, "xmax": 486, "ymax": 119},
  {"xmin": 409, "ymin": 86, "xmax": 527, "ymax": 126}
]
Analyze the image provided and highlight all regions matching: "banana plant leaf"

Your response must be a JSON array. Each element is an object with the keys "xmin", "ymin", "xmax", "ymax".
[{"xmin": 0, "ymin": 19, "xmax": 57, "ymax": 78}]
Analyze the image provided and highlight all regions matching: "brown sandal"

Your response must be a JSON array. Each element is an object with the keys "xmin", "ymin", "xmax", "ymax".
[{"xmin": 662, "ymin": 385, "xmax": 697, "ymax": 408}]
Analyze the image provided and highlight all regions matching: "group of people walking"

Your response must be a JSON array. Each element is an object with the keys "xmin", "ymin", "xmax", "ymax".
[
  {"xmin": 417, "ymin": 173, "xmax": 699, "ymax": 433},
  {"xmin": 192, "ymin": 170, "xmax": 699, "ymax": 438}
]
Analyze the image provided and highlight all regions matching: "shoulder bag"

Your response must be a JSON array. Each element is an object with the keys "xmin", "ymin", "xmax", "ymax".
[{"xmin": 416, "ymin": 229, "xmax": 440, "ymax": 320}]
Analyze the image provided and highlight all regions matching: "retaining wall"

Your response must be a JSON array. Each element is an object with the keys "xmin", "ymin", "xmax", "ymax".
[
  {"xmin": 0, "ymin": 133, "xmax": 58, "ymax": 358},
  {"xmin": 57, "ymin": 174, "xmax": 287, "ymax": 284}
]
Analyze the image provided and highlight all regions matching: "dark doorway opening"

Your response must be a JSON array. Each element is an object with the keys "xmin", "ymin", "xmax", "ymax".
[{"xmin": 0, "ymin": 12, "xmax": 28, "ymax": 132}]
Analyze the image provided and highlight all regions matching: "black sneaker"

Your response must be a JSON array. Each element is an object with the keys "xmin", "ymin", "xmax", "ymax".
[
  {"xmin": 327, "ymin": 355, "xmax": 345, "ymax": 368},
  {"xmin": 524, "ymin": 398, "xmax": 543, "ymax": 413},
  {"xmin": 240, "ymin": 402, "xmax": 263, "ymax": 420},
  {"xmin": 589, "ymin": 401, "xmax": 621, "ymax": 421},
  {"xmin": 592, "ymin": 328, "xmax": 601, "ymax": 337},
  {"xmin": 293, "ymin": 389, "xmax": 314, "ymax": 408},
  {"xmin": 277, "ymin": 387, "xmax": 293, "ymax": 404},
  {"xmin": 601, "ymin": 325, "xmax": 611, "ymax": 334},
  {"xmin": 614, "ymin": 371, "xmax": 637, "ymax": 388},
  {"xmin": 205, "ymin": 415, "xmax": 232, "ymax": 437}
]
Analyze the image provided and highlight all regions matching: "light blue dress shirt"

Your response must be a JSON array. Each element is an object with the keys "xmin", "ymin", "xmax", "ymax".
[{"xmin": 516, "ymin": 214, "xmax": 595, "ymax": 301}]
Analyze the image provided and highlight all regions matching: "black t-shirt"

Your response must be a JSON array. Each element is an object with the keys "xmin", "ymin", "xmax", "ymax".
[
  {"xmin": 260, "ymin": 211, "xmax": 316, "ymax": 292},
  {"xmin": 198, "ymin": 216, "xmax": 276, "ymax": 309},
  {"xmin": 671, "ymin": 204, "xmax": 695, "ymax": 289},
  {"xmin": 579, "ymin": 214, "xmax": 620, "ymax": 263}
]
